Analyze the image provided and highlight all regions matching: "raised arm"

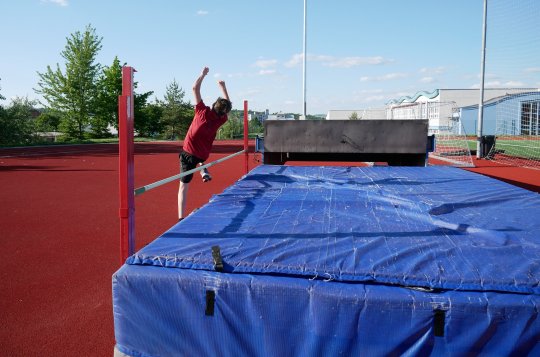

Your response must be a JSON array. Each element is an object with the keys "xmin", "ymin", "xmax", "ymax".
[
  {"xmin": 192, "ymin": 67, "xmax": 209, "ymax": 104},
  {"xmin": 218, "ymin": 80, "xmax": 230, "ymax": 101}
]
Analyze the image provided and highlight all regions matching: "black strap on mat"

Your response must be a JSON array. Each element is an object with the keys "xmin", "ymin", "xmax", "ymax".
[
  {"xmin": 433, "ymin": 309, "xmax": 446, "ymax": 337},
  {"xmin": 205, "ymin": 290, "xmax": 215, "ymax": 316},
  {"xmin": 212, "ymin": 245, "xmax": 224, "ymax": 272}
]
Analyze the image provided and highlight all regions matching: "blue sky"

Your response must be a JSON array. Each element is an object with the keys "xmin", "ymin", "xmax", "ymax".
[{"xmin": 1, "ymin": 0, "xmax": 539, "ymax": 114}]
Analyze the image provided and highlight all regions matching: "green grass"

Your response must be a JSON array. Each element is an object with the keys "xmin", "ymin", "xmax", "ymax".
[
  {"xmin": 466, "ymin": 138, "xmax": 540, "ymax": 157},
  {"xmin": 492, "ymin": 139, "xmax": 540, "ymax": 157}
]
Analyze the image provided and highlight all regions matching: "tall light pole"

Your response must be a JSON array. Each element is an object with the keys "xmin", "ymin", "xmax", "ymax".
[
  {"xmin": 302, "ymin": 0, "xmax": 307, "ymax": 120},
  {"xmin": 477, "ymin": 0, "xmax": 488, "ymax": 158}
]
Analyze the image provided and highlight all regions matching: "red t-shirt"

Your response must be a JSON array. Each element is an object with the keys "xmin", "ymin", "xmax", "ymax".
[{"xmin": 182, "ymin": 101, "xmax": 228, "ymax": 161}]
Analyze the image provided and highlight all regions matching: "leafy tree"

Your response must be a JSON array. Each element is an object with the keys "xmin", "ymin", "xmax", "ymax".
[
  {"xmin": 159, "ymin": 80, "xmax": 193, "ymax": 140},
  {"xmin": 0, "ymin": 80, "xmax": 8, "ymax": 144},
  {"xmin": 0, "ymin": 97, "xmax": 37, "ymax": 146},
  {"xmin": 36, "ymin": 24, "xmax": 103, "ymax": 139},
  {"xmin": 0, "ymin": 78, "xmax": 5, "ymax": 101},
  {"xmin": 349, "ymin": 111, "xmax": 359, "ymax": 120},
  {"xmin": 0, "ymin": 79, "xmax": 5, "ymax": 125},
  {"xmin": 35, "ymin": 111, "xmax": 61, "ymax": 132},
  {"xmin": 93, "ymin": 57, "xmax": 157, "ymax": 138},
  {"xmin": 248, "ymin": 116, "xmax": 263, "ymax": 135},
  {"xmin": 218, "ymin": 111, "xmax": 243, "ymax": 139},
  {"xmin": 133, "ymin": 92, "xmax": 159, "ymax": 137},
  {"xmin": 92, "ymin": 56, "xmax": 122, "ymax": 137},
  {"xmin": 135, "ymin": 101, "xmax": 162, "ymax": 137}
]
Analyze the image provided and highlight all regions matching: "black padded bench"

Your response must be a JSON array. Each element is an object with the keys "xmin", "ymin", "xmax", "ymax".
[{"xmin": 263, "ymin": 119, "xmax": 429, "ymax": 166}]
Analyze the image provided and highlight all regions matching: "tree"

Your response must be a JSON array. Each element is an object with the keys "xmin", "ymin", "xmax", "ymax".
[
  {"xmin": 349, "ymin": 111, "xmax": 359, "ymax": 120},
  {"xmin": 159, "ymin": 80, "xmax": 193, "ymax": 140},
  {"xmin": 92, "ymin": 56, "xmax": 122, "ymax": 137},
  {"xmin": 35, "ymin": 111, "xmax": 61, "ymax": 132},
  {"xmin": 36, "ymin": 24, "xmax": 103, "ymax": 139},
  {"xmin": 218, "ymin": 111, "xmax": 243, "ymax": 139},
  {"xmin": 0, "ymin": 78, "xmax": 5, "ymax": 101},
  {"xmin": 0, "ymin": 80, "xmax": 6, "ymax": 144},
  {"xmin": 93, "ymin": 56, "xmax": 157, "ymax": 138},
  {"xmin": 0, "ymin": 97, "xmax": 37, "ymax": 146},
  {"xmin": 133, "ymin": 92, "xmax": 160, "ymax": 137},
  {"xmin": 248, "ymin": 116, "xmax": 263, "ymax": 135},
  {"xmin": 136, "ymin": 101, "xmax": 163, "ymax": 137}
]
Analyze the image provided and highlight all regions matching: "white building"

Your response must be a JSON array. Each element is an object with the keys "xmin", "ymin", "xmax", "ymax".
[
  {"xmin": 267, "ymin": 113, "xmax": 295, "ymax": 120},
  {"xmin": 326, "ymin": 108, "xmax": 386, "ymax": 120},
  {"xmin": 326, "ymin": 89, "xmax": 538, "ymax": 133},
  {"xmin": 254, "ymin": 110, "xmax": 296, "ymax": 121},
  {"xmin": 386, "ymin": 88, "xmax": 537, "ymax": 131}
]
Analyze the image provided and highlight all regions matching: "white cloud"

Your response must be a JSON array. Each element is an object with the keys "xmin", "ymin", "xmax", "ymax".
[
  {"xmin": 325, "ymin": 56, "xmax": 391, "ymax": 68},
  {"xmin": 478, "ymin": 81, "xmax": 502, "ymax": 88},
  {"xmin": 505, "ymin": 80, "xmax": 526, "ymax": 87},
  {"xmin": 41, "ymin": 0, "xmax": 68, "ymax": 6},
  {"xmin": 470, "ymin": 80, "xmax": 527, "ymax": 89},
  {"xmin": 254, "ymin": 59, "xmax": 278, "ymax": 68},
  {"xmin": 226, "ymin": 73, "xmax": 245, "ymax": 78},
  {"xmin": 239, "ymin": 88, "xmax": 262, "ymax": 97},
  {"xmin": 468, "ymin": 73, "xmax": 500, "ymax": 81},
  {"xmin": 471, "ymin": 81, "xmax": 503, "ymax": 89},
  {"xmin": 364, "ymin": 95, "xmax": 385, "ymax": 102},
  {"xmin": 285, "ymin": 54, "xmax": 304, "ymax": 67},
  {"xmin": 419, "ymin": 66, "xmax": 446, "ymax": 75},
  {"xmin": 197, "ymin": 10, "xmax": 209, "ymax": 15},
  {"xmin": 258, "ymin": 69, "xmax": 276, "ymax": 75},
  {"xmin": 419, "ymin": 76, "xmax": 435, "ymax": 84},
  {"xmin": 357, "ymin": 89, "xmax": 384, "ymax": 94},
  {"xmin": 394, "ymin": 91, "xmax": 412, "ymax": 98},
  {"xmin": 216, "ymin": 72, "xmax": 245, "ymax": 79},
  {"xmin": 285, "ymin": 53, "xmax": 392, "ymax": 68},
  {"xmin": 524, "ymin": 67, "xmax": 540, "ymax": 73},
  {"xmin": 381, "ymin": 73, "xmax": 407, "ymax": 80},
  {"xmin": 360, "ymin": 73, "xmax": 408, "ymax": 82}
]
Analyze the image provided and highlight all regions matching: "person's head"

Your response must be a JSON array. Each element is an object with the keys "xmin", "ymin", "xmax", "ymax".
[{"xmin": 212, "ymin": 97, "xmax": 232, "ymax": 116}]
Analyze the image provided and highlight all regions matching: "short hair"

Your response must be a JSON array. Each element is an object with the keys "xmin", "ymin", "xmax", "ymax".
[{"xmin": 212, "ymin": 97, "xmax": 232, "ymax": 115}]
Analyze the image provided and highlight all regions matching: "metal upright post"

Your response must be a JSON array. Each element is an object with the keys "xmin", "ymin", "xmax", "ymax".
[
  {"xmin": 119, "ymin": 66, "xmax": 136, "ymax": 263},
  {"xmin": 244, "ymin": 100, "xmax": 249, "ymax": 174},
  {"xmin": 477, "ymin": 0, "xmax": 488, "ymax": 158},
  {"xmin": 302, "ymin": 0, "xmax": 307, "ymax": 120}
]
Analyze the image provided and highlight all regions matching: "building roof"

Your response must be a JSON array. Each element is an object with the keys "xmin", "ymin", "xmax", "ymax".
[
  {"xmin": 387, "ymin": 88, "xmax": 539, "ymax": 106},
  {"xmin": 460, "ymin": 91, "xmax": 540, "ymax": 110},
  {"xmin": 387, "ymin": 89, "xmax": 439, "ymax": 105}
]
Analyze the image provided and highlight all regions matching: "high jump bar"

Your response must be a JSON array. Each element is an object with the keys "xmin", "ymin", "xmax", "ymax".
[{"xmin": 134, "ymin": 149, "xmax": 246, "ymax": 196}]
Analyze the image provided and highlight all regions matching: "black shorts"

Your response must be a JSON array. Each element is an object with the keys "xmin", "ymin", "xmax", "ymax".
[{"xmin": 179, "ymin": 151, "xmax": 204, "ymax": 183}]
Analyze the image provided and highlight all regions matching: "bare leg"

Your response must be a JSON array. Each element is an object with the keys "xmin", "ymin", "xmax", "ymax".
[{"xmin": 178, "ymin": 181, "xmax": 189, "ymax": 219}]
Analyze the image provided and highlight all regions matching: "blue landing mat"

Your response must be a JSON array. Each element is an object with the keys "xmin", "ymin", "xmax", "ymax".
[{"xmin": 114, "ymin": 165, "xmax": 540, "ymax": 356}]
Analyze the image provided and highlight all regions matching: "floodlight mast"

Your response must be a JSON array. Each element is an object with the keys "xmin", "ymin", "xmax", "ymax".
[
  {"xmin": 477, "ymin": 0, "xmax": 488, "ymax": 158},
  {"xmin": 302, "ymin": 0, "xmax": 307, "ymax": 120}
]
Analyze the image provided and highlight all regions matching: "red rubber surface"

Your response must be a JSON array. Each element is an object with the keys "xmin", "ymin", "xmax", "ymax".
[{"xmin": 0, "ymin": 141, "xmax": 257, "ymax": 356}]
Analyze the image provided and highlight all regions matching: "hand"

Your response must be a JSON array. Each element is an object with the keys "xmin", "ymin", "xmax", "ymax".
[
  {"xmin": 217, "ymin": 79, "xmax": 229, "ymax": 100},
  {"xmin": 201, "ymin": 67, "xmax": 209, "ymax": 76}
]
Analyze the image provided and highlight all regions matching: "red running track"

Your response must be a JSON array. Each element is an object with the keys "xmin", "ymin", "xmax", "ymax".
[
  {"xmin": 0, "ymin": 141, "xmax": 538, "ymax": 356},
  {"xmin": 0, "ymin": 141, "xmax": 259, "ymax": 356}
]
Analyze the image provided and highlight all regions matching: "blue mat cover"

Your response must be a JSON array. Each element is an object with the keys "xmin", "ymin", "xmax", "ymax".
[{"xmin": 113, "ymin": 165, "xmax": 540, "ymax": 356}]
